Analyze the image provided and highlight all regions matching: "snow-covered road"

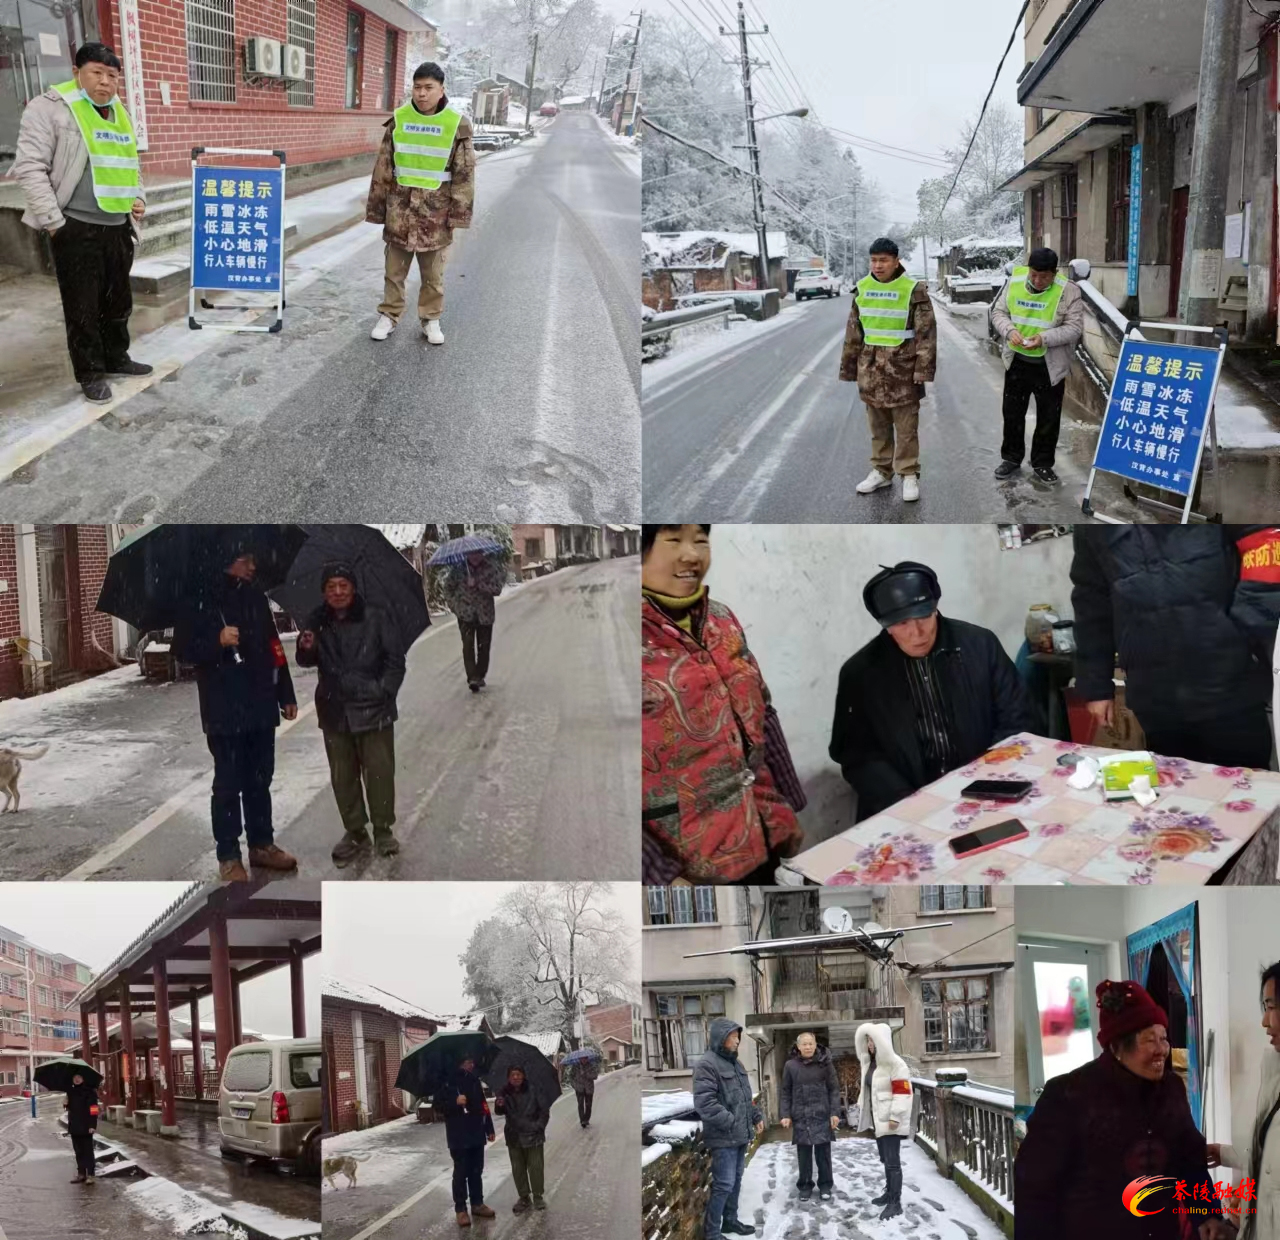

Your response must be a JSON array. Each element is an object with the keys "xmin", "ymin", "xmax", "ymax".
[
  {"xmin": 738, "ymin": 1136, "xmax": 1006, "ymax": 1240},
  {"xmin": 0, "ymin": 556, "xmax": 639, "ymax": 882},
  {"xmin": 321, "ymin": 1066, "xmax": 639, "ymax": 1240}
]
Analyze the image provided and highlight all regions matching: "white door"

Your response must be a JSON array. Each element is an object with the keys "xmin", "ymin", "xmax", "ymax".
[{"xmin": 1018, "ymin": 937, "xmax": 1107, "ymax": 1104}]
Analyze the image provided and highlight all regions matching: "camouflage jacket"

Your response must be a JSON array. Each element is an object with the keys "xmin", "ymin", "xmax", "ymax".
[
  {"xmin": 838, "ymin": 265, "xmax": 937, "ymax": 408},
  {"xmin": 365, "ymin": 98, "xmax": 475, "ymax": 252}
]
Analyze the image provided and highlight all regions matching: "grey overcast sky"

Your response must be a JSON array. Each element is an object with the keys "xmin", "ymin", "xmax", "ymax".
[
  {"xmin": 0, "ymin": 883, "xmax": 320, "ymax": 1038},
  {"xmin": 659, "ymin": 0, "xmax": 1026, "ymax": 221},
  {"xmin": 323, "ymin": 883, "xmax": 641, "ymax": 1016}
]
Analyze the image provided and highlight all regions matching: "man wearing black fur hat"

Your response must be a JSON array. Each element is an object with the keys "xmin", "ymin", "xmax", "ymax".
[
  {"xmin": 839, "ymin": 237, "xmax": 936, "ymax": 503},
  {"xmin": 296, "ymin": 563, "xmax": 407, "ymax": 865},
  {"xmin": 829, "ymin": 562, "xmax": 1040, "ymax": 820}
]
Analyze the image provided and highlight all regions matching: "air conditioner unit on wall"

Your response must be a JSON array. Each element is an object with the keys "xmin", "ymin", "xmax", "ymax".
[
  {"xmin": 282, "ymin": 43, "xmax": 306, "ymax": 81},
  {"xmin": 245, "ymin": 36, "xmax": 282, "ymax": 77}
]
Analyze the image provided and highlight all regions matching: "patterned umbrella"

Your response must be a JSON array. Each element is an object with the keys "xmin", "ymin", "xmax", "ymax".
[
  {"xmin": 425, "ymin": 535, "xmax": 505, "ymax": 568},
  {"xmin": 560, "ymin": 1047, "xmax": 602, "ymax": 1066}
]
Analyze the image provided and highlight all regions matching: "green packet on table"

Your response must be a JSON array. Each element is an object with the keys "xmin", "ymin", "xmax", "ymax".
[{"xmin": 1099, "ymin": 751, "xmax": 1159, "ymax": 800}]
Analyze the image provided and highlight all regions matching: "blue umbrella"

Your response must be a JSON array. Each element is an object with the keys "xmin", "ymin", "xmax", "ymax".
[
  {"xmin": 426, "ymin": 535, "xmax": 505, "ymax": 568},
  {"xmin": 561, "ymin": 1048, "xmax": 601, "ymax": 1066}
]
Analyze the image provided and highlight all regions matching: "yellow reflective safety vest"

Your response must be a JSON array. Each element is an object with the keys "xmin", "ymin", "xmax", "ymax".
[
  {"xmin": 391, "ymin": 102, "xmax": 462, "ymax": 190},
  {"xmin": 855, "ymin": 273, "xmax": 917, "ymax": 348},
  {"xmin": 53, "ymin": 80, "xmax": 140, "ymax": 213},
  {"xmin": 1005, "ymin": 266, "xmax": 1066, "ymax": 358}
]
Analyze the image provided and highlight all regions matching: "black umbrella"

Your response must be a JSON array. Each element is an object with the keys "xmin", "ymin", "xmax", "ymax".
[
  {"xmin": 268, "ymin": 525, "xmax": 430, "ymax": 653},
  {"xmin": 34, "ymin": 1058, "xmax": 102, "ymax": 1093},
  {"xmin": 394, "ymin": 1029, "xmax": 497, "ymax": 1099},
  {"xmin": 97, "ymin": 524, "xmax": 308, "ymax": 632},
  {"xmin": 482, "ymin": 1036, "xmax": 562, "ymax": 1110}
]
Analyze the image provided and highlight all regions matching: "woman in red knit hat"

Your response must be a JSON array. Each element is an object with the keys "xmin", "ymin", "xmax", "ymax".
[{"xmin": 1015, "ymin": 979, "xmax": 1236, "ymax": 1240}]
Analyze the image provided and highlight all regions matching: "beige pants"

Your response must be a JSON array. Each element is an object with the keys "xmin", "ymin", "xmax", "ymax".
[
  {"xmin": 378, "ymin": 243, "xmax": 448, "ymax": 322},
  {"xmin": 865, "ymin": 400, "xmax": 921, "ymax": 477}
]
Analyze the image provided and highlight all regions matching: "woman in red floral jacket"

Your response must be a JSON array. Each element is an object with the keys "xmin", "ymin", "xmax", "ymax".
[{"xmin": 642, "ymin": 524, "xmax": 803, "ymax": 883}]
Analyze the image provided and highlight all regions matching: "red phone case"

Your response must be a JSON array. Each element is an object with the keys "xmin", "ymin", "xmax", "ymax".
[{"xmin": 950, "ymin": 824, "xmax": 1030, "ymax": 859}]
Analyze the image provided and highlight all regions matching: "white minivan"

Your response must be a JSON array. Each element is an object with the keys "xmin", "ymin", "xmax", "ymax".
[{"xmin": 218, "ymin": 1038, "xmax": 321, "ymax": 1175}]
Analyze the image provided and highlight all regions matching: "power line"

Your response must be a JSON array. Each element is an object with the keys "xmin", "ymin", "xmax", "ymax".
[{"xmin": 937, "ymin": 0, "xmax": 1031, "ymax": 220}]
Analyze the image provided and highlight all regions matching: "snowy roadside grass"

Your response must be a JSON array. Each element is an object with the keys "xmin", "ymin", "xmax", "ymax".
[
  {"xmin": 126, "ymin": 1176, "xmax": 319, "ymax": 1239},
  {"xmin": 737, "ymin": 1135, "xmax": 1006, "ymax": 1239},
  {"xmin": 321, "ymin": 1113, "xmax": 419, "ymax": 1156}
]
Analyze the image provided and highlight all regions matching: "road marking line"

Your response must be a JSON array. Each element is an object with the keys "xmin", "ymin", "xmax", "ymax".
[
  {"xmin": 734, "ymin": 381, "xmax": 836, "ymax": 519},
  {"xmin": 677, "ymin": 329, "xmax": 845, "ymax": 511}
]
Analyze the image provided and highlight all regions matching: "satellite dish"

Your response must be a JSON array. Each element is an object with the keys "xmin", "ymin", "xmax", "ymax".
[
  {"xmin": 860, "ymin": 921, "xmax": 885, "ymax": 938},
  {"xmin": 823, "ymin": 907, "xmax": 853, "ymax": 934}
]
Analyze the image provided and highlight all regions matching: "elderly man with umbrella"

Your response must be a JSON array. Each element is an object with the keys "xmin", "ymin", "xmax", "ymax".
[
  {"xmin": 35, "ymin": 1058, "xmax": 101, "ymax": 1184},
  {"xmin": 563, "ymin": 1046, "xmax": 600, "ymax": 1129},
  {"xmin": 99, "ymin": 525, "xmax": 305, "ymax": 882},
  {"xmin": 271, "ymin": 527, "xmax": 428, "ymax": 868},
  {"xmin": 485, "ymin": 1036, "xmax": 562, "ymax": 1215},
  {"xmin": 430, "ymin": 535, "xmax": 507, "ymax": 693}
]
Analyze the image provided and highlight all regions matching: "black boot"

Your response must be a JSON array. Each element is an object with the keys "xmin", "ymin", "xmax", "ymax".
[
  {"xmin": 879, "ymin": 1168, "xmax": 903, "ymax": 1220},
  {"xmin": 870, "ymin": 1176, "xmax": 891, "ymax": 1206}
]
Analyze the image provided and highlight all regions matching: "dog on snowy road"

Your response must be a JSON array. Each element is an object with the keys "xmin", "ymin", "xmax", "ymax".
[
  {"xmin": 0, "ymin": 745, "xmax": 48, "ymax": 813},
  {"xmin": 323, "ymin": 1153, "xmax": 370, "ymax": 1189}
]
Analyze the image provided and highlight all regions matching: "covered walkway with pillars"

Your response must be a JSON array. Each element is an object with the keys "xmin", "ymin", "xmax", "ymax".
[{"xmin": 72, "ymin": 880, "xmax": 321, "ymax": 1134}]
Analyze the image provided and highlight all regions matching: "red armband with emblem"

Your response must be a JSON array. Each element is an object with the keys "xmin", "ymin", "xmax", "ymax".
[
  {"xmin": 1237, "ymin": 529, "xmax": 1280, "ymax": 583},
  {"xmin": 89, "ymin": 1104, "xmax": 99, "ymax": 1117},
  {"xmin": 891, "ymin": 1079, "xmax": 912, "ymax": 1095},
  {"xmin": 270, "ymin": 635, "xmax": 287, "ymax": 668}
]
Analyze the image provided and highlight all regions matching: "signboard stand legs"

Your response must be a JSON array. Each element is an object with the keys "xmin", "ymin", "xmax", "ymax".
[
  {"xmin": 1081, "ymin": 321, "xmax": 1226, "ymax": 524},
  {"xmin": 188, "ymin": 147, "xmax": 287, "ymax": 334}
]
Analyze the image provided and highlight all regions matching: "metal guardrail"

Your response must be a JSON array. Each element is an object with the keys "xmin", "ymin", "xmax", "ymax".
[
  {"xmin": 641, "ymin": 299, "xmax": 735, "ymax": 340},
  {"xmin": 912, "ymin": 1076, "xmax": 1014, "ymax": 1207}
]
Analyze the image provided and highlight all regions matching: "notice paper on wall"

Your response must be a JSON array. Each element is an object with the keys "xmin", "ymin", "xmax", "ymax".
[
  {"xmin": 38, "ymin": 32, "xmax": 60, "ymax": 57},
  {"xmin": 1224, "ymin": 213, "xmax": 1243, "ymax": 260}
]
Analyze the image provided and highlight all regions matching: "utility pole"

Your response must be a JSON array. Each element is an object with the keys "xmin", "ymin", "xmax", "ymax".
[
  {"xmin": 587, "ymin": 53, "xmax": 599, "ymax": 110},
  {"xmin": 1179, "ymin": 0, "xmax": 1243, "ymax": 326},
  {"xmin": 524, "ymin": 32, "xmax": 539, "ymax": 134},
  {"xmin": 25, "ymin": 955, "xmax": 35, "ymax": 1118},
  {"xmin": 616, "ymin": 10, "xmax": 642, "ymax": 136},
  {"xmin": 722, "ymin": 2, "xmax": 770, "ymax": 291}
]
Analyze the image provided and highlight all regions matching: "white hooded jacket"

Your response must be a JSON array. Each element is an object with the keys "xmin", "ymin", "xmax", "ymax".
[
  {"xmin": 1220, "ymin": 1046, "xmax": 1279, "ymax": 1240},
  {"xmin": 854, "ymin": 1022, "xmax": 914, "ymax": 1139}
]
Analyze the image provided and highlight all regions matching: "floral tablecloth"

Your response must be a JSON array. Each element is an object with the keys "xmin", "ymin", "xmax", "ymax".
[{"xmin": 783, "ymin": 733, "xmax": 1280, "ymax": 887}]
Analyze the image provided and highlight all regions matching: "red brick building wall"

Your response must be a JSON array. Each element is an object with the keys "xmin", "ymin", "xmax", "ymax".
[
  {"xmin": 100, "ymin": 0, "xmax": 433, "ymax": 179},
  {"xmin": 0, "ymin": 529, "xmax": 21, "ymax": 701},
  {"xmin": 69, "ymin": 526, "xmax": 116, "ymax": 674},
  {"xmin": 322, "ymin": 1001, "xmax": 411, "ymax": 1133},
  {"xmin": 586, "ymin": 1002, "xmax": 636, "ymax": 1050}
]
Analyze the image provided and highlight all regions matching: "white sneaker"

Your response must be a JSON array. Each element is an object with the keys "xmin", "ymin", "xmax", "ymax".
[
  {"xmin": 903, "ymin": 475, "xmax": 920, "ymax": 502},
  {"xmin": 855, "ymin": 469, "xmax": 893, "ymax": 495},
  {"xmin": 370, "ymin": 314, "xmax": 395, "ymax": 341},
  {"xmin": 423, "ymin": 319, "xmax": 444, "ymax": 345}
]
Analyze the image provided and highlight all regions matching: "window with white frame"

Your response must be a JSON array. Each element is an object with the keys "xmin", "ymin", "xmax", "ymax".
[
  {"xmin": 186, "ymin": 0, "xmax": 236, "ymax": 103},
  {"xmin": 286, "ymin": 0, "xmax": 317, "ymax": 107},
  {"xmin": 920, "ymin": 885, "xmax": 989, "ymax": 913},
  {"xmin": 922, "ymin": 976, "xmax": 991, "ymax": 1054},
  {"xmin": 646, "ymin": 885, "xmax": 718, "ymax": 925}
]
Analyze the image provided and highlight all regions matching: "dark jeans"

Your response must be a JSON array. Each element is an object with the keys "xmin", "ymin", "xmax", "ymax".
[
  {"xmin": 509, "ymin": 1142, "xmax": 545, "ymax": 1200},
  {"xmin": 206, "ymin": 728, "xmax": 276, "ymax": 860},
  {"xmin": 71, "ymin": 1132, "xmax": 95, "ymax": 1176},
  {"xmin": 1001, "ymin": 354, "xmax": 1064, "ymax": 468},
  {"xmin": 876, "ymin": 1133, "xmax": 904, "ymax": 1170},
  {"xmin": 796, "ymin": 1141, "xmax": 833, "ymax": 1190},
  {"xmin": 576, "ymin": 1089, "xmax": 593, "ymax": 1124},
  {"xmin": 458, "ymin": 621, "xmax": 493, "ymax": 684},
  {"xmin": 322, "ymin": 724, "xmax": 396, "ymax": 836},
  {"xmin": 1142, "ymin": 705, "xmax": 1274, "ymax": 770},
  {"xmin": 704, "ymin": 1144, "xmax": 746, "ymax": 1238},
  {"xmin": 50, "ymin": 216, "xmax": 135, "ymax": 382},
  {"xmin": 451, "ymin": 1145, "xmax": 485, "ymax": 1212}
]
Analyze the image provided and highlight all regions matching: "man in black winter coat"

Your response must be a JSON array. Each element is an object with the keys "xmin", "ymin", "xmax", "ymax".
[
  {"xmin": 173, "ymin": 551, "xmax": 299, "ymax": 882},
  {"xmin": 781, "ymin": 1033, "xmax": 842, "ymax": 1201},
  {"xmin": 500, "ymin": 1066, "xmax": 549, "ymax": 1213},
  {"xmin": 65, "ymin": 1074, "xmax": 100, "ymax": 1183},
  {"xmin": 830, "ymin": 562, "xmax": 1041, "ymax": 821},
  {"xmin": 1071, "ymin": 526, "xmax": 1280, "ymax": 768},
  {"xmin": 295, "ymin": 564, "xmax": 408, "ymax": 866},
  {"xmin": 437, "ymin": 1057, "xmax": 497, "ymax": 1228}
]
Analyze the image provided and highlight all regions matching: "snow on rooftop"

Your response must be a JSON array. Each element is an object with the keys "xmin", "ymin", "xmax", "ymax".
[
  {"xmin": 368, "ymin": 523, "xmax": 426, "ymax": 549},
  {"xmin": 642, "ymin": 1090, "xmax": 696, "ymax": 1126},
  {"xmin": 643, "ymin": 230, "xmax": 790, "ymax": 264},
  {"xmin": 942, "ymin": 232, "xmax": 1024, "ymax": 252},
  {"xmin": 437, "ymin": 1012, "xmax": 488, "ymax": 1032},
  {"xmin": 322, "ymin": 975, "xmax": 441, "ymax": 1023},
  {"xmin": 505, "ymin": 1030, "xmax": 564, "ymax": 1057}
]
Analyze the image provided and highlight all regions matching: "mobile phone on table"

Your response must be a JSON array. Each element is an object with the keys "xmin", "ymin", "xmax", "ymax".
[
  {"xmin": 949, "ymin": 818, "xmax": 1030, "ymax": 859},
  {"xmin": 961, "ymin": 778, "xmax": 1034, "ymax": 802}
]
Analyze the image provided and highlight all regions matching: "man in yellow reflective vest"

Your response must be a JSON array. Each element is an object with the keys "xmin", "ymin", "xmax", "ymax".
[
  {"xmin": 839, "ymin": 238, "xmax": 936, "ymax": 503},
  {"xmin": 12, "ymin": 43, "xmax": 150, "ymax": 405},
  {"xmin": 989, "ymin": 247, "xmax": 1084, "ymax": 484},
  {"xmin": 366, "ymin": 61, "xmax": 475, "ymax": 345}
]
